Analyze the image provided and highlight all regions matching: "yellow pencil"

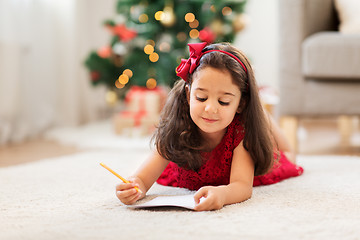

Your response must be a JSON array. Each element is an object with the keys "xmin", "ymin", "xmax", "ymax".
[{"xmin": 100, "ymin": 162, "xmax": 142, "ymax": 194}]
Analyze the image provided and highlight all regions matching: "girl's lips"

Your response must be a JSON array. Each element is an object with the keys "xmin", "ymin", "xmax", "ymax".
[{"xmin": 202, "ymin": 117, "xmax": 218, "ymax": 123}]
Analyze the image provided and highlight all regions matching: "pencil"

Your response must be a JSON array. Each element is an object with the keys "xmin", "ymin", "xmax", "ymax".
[{"xmin": 100, "ymin": 162, "xmax": 142, "ymax": 194}]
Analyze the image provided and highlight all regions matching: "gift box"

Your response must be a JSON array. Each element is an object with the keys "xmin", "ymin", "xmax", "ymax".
[
  {"xmin": 113, "ymin": 86, "xmax": 167, "ymax": 136},
  {"xmin": 259, "ymin": 85, "xmax": 279, "ymax": 117}
]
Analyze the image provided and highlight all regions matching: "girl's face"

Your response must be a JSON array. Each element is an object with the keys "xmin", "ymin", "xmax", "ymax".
[{"xmin": 187, "ymin": 67, "xmax": 242, "ymax": 141}]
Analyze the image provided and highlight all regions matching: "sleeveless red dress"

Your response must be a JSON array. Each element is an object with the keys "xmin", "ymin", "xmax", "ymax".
[{"xmin": 157, "ymin": 114, "xmax": 304, "ymax": 190}]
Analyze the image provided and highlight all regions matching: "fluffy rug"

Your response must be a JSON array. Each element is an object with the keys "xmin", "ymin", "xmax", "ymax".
[
  {"xmin": 1, "ymin": 149, "xmax": 359, "ymax": 239},
  {"xmin": 1, "ymin": 121, "xmax": 359, "ymax": 239}
]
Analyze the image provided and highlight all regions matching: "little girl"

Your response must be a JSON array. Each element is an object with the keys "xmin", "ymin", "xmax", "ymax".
[{"xmin": 116, "ymin": 42, "xmax": 303, "ymax": 211}]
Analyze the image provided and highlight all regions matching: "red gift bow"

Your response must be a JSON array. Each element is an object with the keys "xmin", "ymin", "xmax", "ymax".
[
  {"xmin": 176, "ymin": 42, "xmax": 247, "ymax": 83},
  {"xmin": 106, "ymin": 24, "xmax": 137, "ymax": 42}
]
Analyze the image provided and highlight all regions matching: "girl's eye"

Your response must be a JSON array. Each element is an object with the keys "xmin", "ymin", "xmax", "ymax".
[
  {"xmin": 196, "ymin": 97, "xmax": 207, "ymax": 102},
  {"xmin": 219, "ymin": 101, "xmax": 230, "ymax": 106}
]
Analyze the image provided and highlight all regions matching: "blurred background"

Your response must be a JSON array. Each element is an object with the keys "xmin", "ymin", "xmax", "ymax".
[{"xmin": 1, "ymin": 0, "xmax": 359, "ymax": 166}]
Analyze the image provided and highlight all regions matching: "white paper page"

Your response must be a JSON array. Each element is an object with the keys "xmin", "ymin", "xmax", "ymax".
[{"xmin": 128, "ymin": 194, "xmax": 196, "ymax": 210}]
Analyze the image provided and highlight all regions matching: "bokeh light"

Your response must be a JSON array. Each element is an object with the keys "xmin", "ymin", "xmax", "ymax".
[
  {"xmin": 222, "ymin": 7, "xmax": 232, "ymax": 16},
  {"xmin": 189, "ymin": 19, "xmax": 199, "ymax": 28},
  {"xmin": 144, "ymin": 44, "xmax": 155, "ymax": 55},
  {"xmin": 177, "ymin": 32, "xmax": 187, "ymax": 42},
  {"xmin": 118, "ymin": 74, "xmax": 129, "ymax": 84},
  {"xmin": 184, "ymin": 13, "xmax": 195, "ymax": 22},
  {"xmin": 154, "ymin": 11, "xmax": 164, "ymax": 21},
  {"xmin": 139, "ymin": 14, "xmax": 149, "ymax": 23},
  {"xmin": 189, "ymin": 29, "xmax": 199, "ymax": 39},
  {"xmin": 159, "ymin": 42, "xmax": 171, "ymax": 52},
  {"xmin": 146, "ymin": 39, "xmax": 155, "ymax": 46},
  {"xmin": 146, "ymin": 78, "xmax": 157, "ymax": 89},
  {"xmin": 123, "ymin": 69, "xmax": 133, "ymax": 78},
  {"xmin": 149, "ymin": 52, "xmax": 159, "ymax": 62},
  {"xmin": 106, "ymin": 90, "xmax": 118, "ymax": 104},
  {"xmin": 115, "ymin": 81, "xmax": 125, "ymax": 89}
]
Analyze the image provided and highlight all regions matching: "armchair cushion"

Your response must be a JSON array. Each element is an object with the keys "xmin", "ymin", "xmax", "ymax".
[{"xmin": 302, "ymin": 32, "xmax": 360, "ymax": 79}]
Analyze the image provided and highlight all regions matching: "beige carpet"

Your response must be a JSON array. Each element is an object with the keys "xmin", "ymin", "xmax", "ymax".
[{"xmin": 1, "ymin": 148, "xmax": 360, "ymax": 240}]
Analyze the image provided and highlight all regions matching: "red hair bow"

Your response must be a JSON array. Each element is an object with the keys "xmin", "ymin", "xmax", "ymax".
[
  {"xmin": 176, "ymin": 42, "xmax": 247, "ymax": 83},
  {"xmin": 176, "ymin": 42, "xmax": 208, "ymax": 83}
]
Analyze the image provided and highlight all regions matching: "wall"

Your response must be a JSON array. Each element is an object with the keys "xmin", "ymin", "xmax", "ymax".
[{"xmin": 235, "ymin": 0, "xmax": 279, "ymax": 89}]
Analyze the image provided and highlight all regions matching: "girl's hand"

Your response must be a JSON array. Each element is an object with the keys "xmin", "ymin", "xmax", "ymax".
[
  {"xmin": 193, "ymin": 186, "xmax": 226, "ymax": 211},
  {"xmin": 115, "ymin": 177, "xmax": 145, "ymax": 205}
]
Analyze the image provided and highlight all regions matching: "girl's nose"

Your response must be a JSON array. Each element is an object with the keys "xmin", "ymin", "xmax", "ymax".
[{"xmin": 205, "ymin": 101, "xmax": 218, "ymax": 113}]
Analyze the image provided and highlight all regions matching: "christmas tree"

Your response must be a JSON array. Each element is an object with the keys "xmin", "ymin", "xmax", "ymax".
[{"xmin": 85, "ymin": 0, "xmax": 247, "ymax": 101}]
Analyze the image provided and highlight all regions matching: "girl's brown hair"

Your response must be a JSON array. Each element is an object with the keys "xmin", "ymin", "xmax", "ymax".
[{"xmin": 153, "ymin": 42, "xmax": 274, "ymax": 175}]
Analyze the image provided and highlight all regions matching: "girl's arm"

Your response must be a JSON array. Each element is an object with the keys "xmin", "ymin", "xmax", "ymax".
[
  {"xmin": 116, "ymin": 150, "xmax": 169, "ymax": 205},
  {"xmin": 133, "ymin": 150, "xmax": 170, "ymax": 191},
  {"xmin": 194, "ymin": 141, "xmax": 254, "ymax": 211}
]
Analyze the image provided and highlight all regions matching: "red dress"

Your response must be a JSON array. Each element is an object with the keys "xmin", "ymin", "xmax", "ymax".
[{"xmin": 157, "ymin": 114, "xmax": 304, "ymax": 190}]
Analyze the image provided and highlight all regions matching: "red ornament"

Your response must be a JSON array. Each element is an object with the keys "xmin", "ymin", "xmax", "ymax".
[
  {"xmin": 106, "ymin": 24, "xmax": 137, "ymax": 42},
  {"xmin": 90, "ymin": 71, "xmax": 101, "ymax": 81},
  {"xmin": 97, "ymin": 46, "xmax": 112, "ymax": 58},
  {"xmin": 199, "ymin": 27, "xmax": 216, "ymax": 44}
]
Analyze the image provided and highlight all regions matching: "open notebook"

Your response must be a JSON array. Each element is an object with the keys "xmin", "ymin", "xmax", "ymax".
[{"xmin": 128, "ymin": 194, "xmax": 198, "ymax": 210}]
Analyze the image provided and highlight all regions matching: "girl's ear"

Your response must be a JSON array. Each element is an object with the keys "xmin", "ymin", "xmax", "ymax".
[
  {"xmin": 185, "ymin": 84, "xmax": 190, "ymax": 104},
  {"xmin": 237, "ymin": 99, "xmax": 246, "ymax": 113},
  {"xmin": 236, "ymin": 106, "xmax": 242, "ymax": 114}
]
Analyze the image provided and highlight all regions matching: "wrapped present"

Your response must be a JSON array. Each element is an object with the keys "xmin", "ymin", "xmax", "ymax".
[
  {"xmin": 113, "ymin": 86, "xmax": 168, "ymax": 136},
  {"xmin": 125, "ymin": 86, "xmax": 165, "ymax": 117},
  {"xmin": 259, "ymin": 85, "xmax": 279, "ymax": 116}
]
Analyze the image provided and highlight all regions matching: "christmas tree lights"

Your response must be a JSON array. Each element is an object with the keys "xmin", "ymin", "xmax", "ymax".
[{"xmin": 85, "ymin": 0, "xmax": 247, "ymax": 101}]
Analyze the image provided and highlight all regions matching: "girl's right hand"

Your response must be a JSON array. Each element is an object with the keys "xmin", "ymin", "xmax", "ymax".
[{"xmin": 115, "ymin": 177, "xmax": 145, "ymax": 205}]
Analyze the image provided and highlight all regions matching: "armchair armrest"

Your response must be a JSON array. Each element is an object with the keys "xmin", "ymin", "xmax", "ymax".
[
  {"xmin": 279, "ymin": 0, "xmax": 338, "ymax": 116},
  {"xmin": 279, "ymin": 0, "xmax": 337, "ymax": 42}
]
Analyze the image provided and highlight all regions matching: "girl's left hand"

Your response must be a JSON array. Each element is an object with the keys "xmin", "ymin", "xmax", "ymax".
[{"xmin": 193, "ymin": 186, "xmax": 226, "ymax": 211}]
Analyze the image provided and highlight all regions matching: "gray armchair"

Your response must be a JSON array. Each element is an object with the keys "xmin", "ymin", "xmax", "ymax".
[{"xmin": 279, "ymin": 0, "xmax": 360, "ymax": 150}]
